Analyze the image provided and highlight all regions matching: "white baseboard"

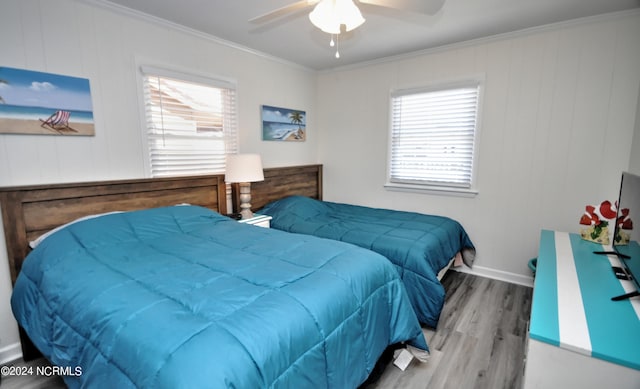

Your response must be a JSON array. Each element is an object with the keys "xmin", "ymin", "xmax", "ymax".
[
  {"xmin": 0, "ymin": 342, "xmax": 22, "ymax": 365},
  {"xmin": 456, "ymin": 265, "xmax": 534, "ymax": 288}
]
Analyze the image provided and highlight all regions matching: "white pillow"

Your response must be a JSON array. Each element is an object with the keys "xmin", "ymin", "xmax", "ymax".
[{"xmin": 29, "ymin": 211, "xmax": 123, "ymax": 249}]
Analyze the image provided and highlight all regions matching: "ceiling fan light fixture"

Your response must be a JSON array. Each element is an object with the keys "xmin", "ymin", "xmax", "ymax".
[
  {"xmin": 309, "ymin": 0, "xmax": 340, "ymax": 34},
  {"xmin": 309, "ymin": 0, "xmax": 365, "ymax": 34},
  {"xmin": 336, "ymin": 0, "xmax": 365, "ymax": 31}
]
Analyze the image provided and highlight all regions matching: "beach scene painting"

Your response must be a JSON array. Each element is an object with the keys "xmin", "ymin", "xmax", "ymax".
[
  {"xmin": 0, "ymin": 66, "xmax": 94, "ymax": 136},
  {"xmin": 261, "ymin": 105, "xmax": 305, "ymax": 141}
]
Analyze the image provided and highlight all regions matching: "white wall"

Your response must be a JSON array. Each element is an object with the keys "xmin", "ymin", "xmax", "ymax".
[
  {"xmin": 316, "ymin": 11, "xmax": 640, "ymax": 285},
  {"xmin": 0, "ymin": 0, "xmax": 317, "ymax": 362},
  {"xmin": 629, "ymin": 83, "xmax": 640, "ymax": 174},
  {"xmin": 1, "ymin": 0, "xmax": 639, "ymax": 364}
]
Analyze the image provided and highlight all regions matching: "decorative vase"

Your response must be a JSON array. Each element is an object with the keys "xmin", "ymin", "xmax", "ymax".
[{"xmin": 580, "ymin": 224, "xmax": 610, "ymax": 245}]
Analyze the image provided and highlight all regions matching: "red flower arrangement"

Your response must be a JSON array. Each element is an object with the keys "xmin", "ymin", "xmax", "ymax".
[{"xmin": 579, "ymin": 200, "xmax": 633, "ymax": 244}]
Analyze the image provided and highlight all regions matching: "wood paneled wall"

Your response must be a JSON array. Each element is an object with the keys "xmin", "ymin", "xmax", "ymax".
[{"xmin": 316, "ymin": 11, "xmax": 640, "ymax": 280}]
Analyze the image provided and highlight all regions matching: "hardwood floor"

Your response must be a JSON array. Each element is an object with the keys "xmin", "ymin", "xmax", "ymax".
[
  {"xmin": 0, "ymin": 271, "xmax": 532, "ymax": 389},
  {"xmin": 364, "ymin": 271, "xmax": 533, "ymax": 389}
]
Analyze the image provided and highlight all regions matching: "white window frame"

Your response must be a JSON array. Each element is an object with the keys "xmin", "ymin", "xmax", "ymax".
[
  {"xmin": 385, "ymin": 79, "xmax": 482, "ymax": 196},
  {"xmin": 137, "ymin": 64, "xmax": 238, "ymax": 178}
]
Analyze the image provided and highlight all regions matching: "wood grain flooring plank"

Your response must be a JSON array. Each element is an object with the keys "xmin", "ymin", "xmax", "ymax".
[{"xmin": 366, "ymin": 271, "xmax": 532, "ymax": 389}]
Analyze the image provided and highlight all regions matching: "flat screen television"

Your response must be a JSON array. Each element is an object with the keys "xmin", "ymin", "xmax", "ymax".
[{"xmin": 598, "ymin": 171, "xmax": 640, "ymax": 300}]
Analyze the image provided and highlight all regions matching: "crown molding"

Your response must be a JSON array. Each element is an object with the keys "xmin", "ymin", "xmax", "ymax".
[
  {"xmin": 75, "ymin": 1, "xmax": 639, "ymax": 75},
  {"xmin": 78, "ymin": 0, "xmax": 314, "ymax": 73},
  {"xmin": 320, "ymin": 8, "xmax": 640, "ymax": 74}
]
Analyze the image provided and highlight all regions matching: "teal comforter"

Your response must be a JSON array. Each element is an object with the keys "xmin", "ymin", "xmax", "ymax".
[
  {"xmin": 11, "ymin": 205, "xmax": 427, "ymax": 388},
  {"xmin": 261, "ymin": 196, "xmax": 476, "ymax": 327}
]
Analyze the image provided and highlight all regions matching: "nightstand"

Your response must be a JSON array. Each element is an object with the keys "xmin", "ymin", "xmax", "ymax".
[{"xmin": 237, "ymin": 214, "xmax": 272, "ymax": 228}]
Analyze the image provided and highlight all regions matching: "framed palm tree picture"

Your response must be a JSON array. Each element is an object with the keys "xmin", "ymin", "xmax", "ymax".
[{"xmin": 261, "ymin": 105, "xmax": 306, "ymax": 141}]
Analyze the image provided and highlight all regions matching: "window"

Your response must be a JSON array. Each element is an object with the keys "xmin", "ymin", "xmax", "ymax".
[
  {"xmin": 387, "ymin": 81, "xmax": 480, "ymax": 193},
  {"xmin": 141, "ymin": 66, "xmax": 237, "ymax": 177}
]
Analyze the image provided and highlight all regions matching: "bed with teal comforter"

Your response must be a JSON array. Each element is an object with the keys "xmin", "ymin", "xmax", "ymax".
[
  {"xmin": 11, "ymin": 205, "xmax": 427, "ymax": 388},
  {"xmin": 261, "ymin": 196, "xmax": 476, "ymax": 327}
]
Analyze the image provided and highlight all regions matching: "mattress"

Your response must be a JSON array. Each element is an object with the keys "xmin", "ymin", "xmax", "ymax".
[
  {"xmin": 261, "ymin": 196, "xmax": 476, "ymax": 327},
  {"xmin": 11, "ymin": 205, "xmax": 428, "ymax": 388}
]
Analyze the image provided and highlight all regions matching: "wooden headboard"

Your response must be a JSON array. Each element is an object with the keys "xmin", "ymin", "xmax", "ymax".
[
  {"xmin": 0, "ymin": 164, "xmax": 323, "ymax": 286},
  {"xmin": 0, "ymin": 174, "xmax": 227, "ymax": 285},
  {"xmin": 240, "ymin": 164, "xmax": 323, "ymax": 211}
]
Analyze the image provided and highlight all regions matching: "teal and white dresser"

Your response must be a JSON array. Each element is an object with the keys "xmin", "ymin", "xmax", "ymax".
[{"xmin": 523, "ymin": 230, "xmax": 640, "ymax": 388}]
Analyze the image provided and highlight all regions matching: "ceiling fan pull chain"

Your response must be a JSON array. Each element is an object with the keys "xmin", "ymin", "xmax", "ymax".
[
  {"xmin": 335, "ymin": 34, "xmax": 340, "ymax": 58},
  {"xmin": 330, "ymin": 34, "xmax": 335, "ymax": 47}
]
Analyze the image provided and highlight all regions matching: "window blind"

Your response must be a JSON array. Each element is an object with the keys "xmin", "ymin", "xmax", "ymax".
[
  {"xmin": 142, "ymin": 71, "xmax": 237, "ymax": 177},
  {"xmin": 389, "ymin": 83, "xmax": 480, "ymax": 188}
]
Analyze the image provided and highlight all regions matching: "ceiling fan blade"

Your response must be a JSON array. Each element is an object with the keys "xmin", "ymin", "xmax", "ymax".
[
  {"xmin": 358, "ymin": 0, "xmax": 445, "ymax": 15},
  {"xmin": 249, "ymin": 0, "xmax": 318, "ymax": 24}
]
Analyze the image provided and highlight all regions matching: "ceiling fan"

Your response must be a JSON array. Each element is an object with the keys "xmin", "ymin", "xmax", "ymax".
[{"xmin": 250, "ymin": 0, "xmax": 446, "ymax": 58}]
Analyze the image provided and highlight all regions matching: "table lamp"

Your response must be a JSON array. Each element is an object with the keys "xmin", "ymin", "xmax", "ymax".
[{"xmin": 225, "ymin": 154, "xmax": 264, "ymax": 219}]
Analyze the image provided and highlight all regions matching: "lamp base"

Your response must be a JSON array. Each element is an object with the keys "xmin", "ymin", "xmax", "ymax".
[{"xmin": 238, "ymin": 182, "xmax": 254, "ymax": 220}]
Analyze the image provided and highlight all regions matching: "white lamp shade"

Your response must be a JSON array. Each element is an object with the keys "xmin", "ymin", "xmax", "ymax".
[
  {"xmin": 309, "ymin": 0, "xmax": 365, "ymax": 34},
  {"xmin": 225, "ymin": 154, "xmax": 264, "ymax": 183}
]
